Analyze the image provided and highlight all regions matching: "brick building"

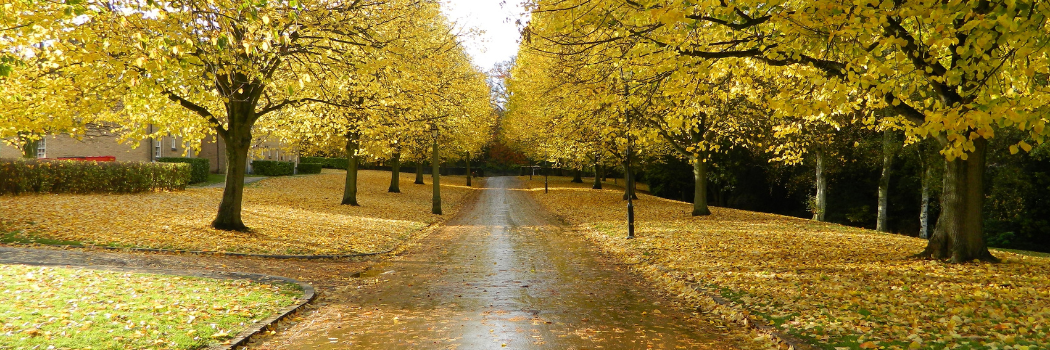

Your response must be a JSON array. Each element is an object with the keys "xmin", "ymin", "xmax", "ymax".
[{"xmin": 0, "ymin": 124, "xmax": 296, "ymax": 174}]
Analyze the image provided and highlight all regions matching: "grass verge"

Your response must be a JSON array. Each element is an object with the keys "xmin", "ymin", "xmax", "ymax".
[
  {"xmin": 192, "ymin": 173, "xmax": 227, "ymax": 187},
  {"xmin": 0, "ymin": 264, "xmax": 300, "ymax": 349},
  {"xmin": 522, "ymin": 176, "xmax": 1049, "ymax": 350},
  {"xmin": 0, "ymin": 170, "xmax": 476, "ymax": 255}
]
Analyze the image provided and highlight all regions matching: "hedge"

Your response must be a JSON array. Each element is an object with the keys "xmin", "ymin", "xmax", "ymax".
[
  {"xmin": 299, "ymin": 157, "xmax": 349, "ymax": 169},
  {"xmin": 297, "ymin": 163, "xmax": 323, "ymax": 174},
  {"xmin": 156, "ymin": 157, "xmax": 210, "ymax": 183},
  {"xmin": 252, "ymin": 160, "xmax": 294, "ymax": 176},
  {"xmin": 0, "ymin": 159, "xmax": 191, "ymax": 195}
]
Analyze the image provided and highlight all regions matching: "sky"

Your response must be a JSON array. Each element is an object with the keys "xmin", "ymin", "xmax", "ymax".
[{"xmin": 439, "ymin": 0, "xmax": 529, "ymax": 72}]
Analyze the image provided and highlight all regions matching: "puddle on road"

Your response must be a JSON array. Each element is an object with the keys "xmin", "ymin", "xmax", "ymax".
[{"xmin": 291, "ymin": 177, "xmax": 756, "ymax": 349}]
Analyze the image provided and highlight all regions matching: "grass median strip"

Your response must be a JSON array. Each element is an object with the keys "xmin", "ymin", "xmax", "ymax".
[
  {"xmin": 0, "ymin": 170, "xmax": 475, "ymax": 255},
  {"xmin": 0, "ymin": 264, "xmax": 301, "ymax": 349},
  {"xmin": 523, "ymin": 176, "xmax": 1049, "ymax": 350}
]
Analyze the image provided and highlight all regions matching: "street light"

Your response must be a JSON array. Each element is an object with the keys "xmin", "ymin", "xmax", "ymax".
[{"xmin": 622, "ymin": 68, "xmax": 635, "ymax": 240}]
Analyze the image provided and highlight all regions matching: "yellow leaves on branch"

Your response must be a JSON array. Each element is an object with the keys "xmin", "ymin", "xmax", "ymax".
[
  {"xmin": 0, "ymin": 170, "xmax": 474, "ymax": 255},
  {"xmin": 522, "ymin": 176, "xmax": 1050, "ymax": 350}
]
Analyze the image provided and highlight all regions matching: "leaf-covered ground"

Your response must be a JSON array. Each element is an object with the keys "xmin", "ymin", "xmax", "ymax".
[
  {"xmin": 0, "ymin": 170, "xmax": 475, "ymax": 255},
  {"xmin": 522, "ymin": 176, "xmax": 1049, "ymax": 350},
  {"xmin": 0, "ymin": 264, "xmax": 301, "ymax": 349}
]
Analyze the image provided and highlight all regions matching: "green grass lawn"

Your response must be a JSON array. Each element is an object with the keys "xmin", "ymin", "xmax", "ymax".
[
  {"xmin": 0, "ymin": 264, "xmax": 302, "ymax": 349},
  {"xmin": 189, "ymin": 173, "xmax": 227, "ymax": 187}
]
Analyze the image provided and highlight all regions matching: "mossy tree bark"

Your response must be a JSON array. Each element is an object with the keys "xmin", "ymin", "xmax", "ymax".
[
  {"xmin": 621, "ymin": 155, "xmax": 638, "ymax": 200},
  {"xmin": 214, "ymin": 138, "xmax": 250, "ymax": 230},
  {"xmin": 389, "ymin": 152, "xmax": 401, "ymax": 193},
  {"xmin": 465, "ymin": 153, "xmax": 472, "ymax": 187},
  {"xmin": 812, "ymin": 147, "xmax": 827, "ymax": 222},
  {"xmin": 342, "ymin": 133, "xmax": 360, "ymax": 206},
  {"xmin": 919, "ymin": 164, "xmax": 933, "ymax": 239},
  {"xmin": 415, "ymin": 162, "xmax": 425, "ymax": 184},
  {"xmin": 592, "ymin": 163, "xmax": 603, "ymax": 189},
  {"xmin": 431, "ymin": 137, "xmax": 442, "ymax": 215},
  {"xmin": 20, "ymin": 134, "xmax": 39, "ymax": 158},
  {"xmin": 916, "ymin": 137, "xmax": 998, "ymax": 262},
  {"xmin": 691, "ymin": 157, "xmax": 711, "ymax": 216},
  {"xmin": 876, "ymin": 130, "xmax": 897, "ymax": 232},
  {"xmin": 212, "ymin": 101, "xmax": 256, "ymax": 231}
]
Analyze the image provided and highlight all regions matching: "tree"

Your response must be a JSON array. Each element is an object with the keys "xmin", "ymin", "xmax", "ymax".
[
  {"xmin": 69, "ymin": 0, "xmax": 416, "ymax": 230},
  {"xmin": 527, "ymin": 0, "xmax": 1050, "ymax": 261}
]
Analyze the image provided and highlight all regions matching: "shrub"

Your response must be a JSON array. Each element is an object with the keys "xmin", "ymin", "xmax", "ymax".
[
  {"xmin": 252, "ymin": 160, "xmax": 294, "ymax": 176},
  {"xmin": 300, "ymin": 157, "xmax": 348, "ymax": 169},
  {"xmin": 297, "ymin": 163, "xmax": 323, "ymax": 174},
  {"xmin": 156, "ymin": 157, "xmax": 210, "ymax": 184},
  {"xmin": 0, "ymin": 159, "xmax": 190, "ymax": 195}
]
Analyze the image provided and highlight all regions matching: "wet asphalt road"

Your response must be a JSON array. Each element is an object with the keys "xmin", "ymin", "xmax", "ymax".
[{"xmin": 284, "ymin": 177, "xmax": 747, "ymax": 349}]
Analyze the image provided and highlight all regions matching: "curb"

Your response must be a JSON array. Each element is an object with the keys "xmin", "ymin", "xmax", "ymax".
[
  {"xmin": 0, "ymin": 260, "xmax": 316, "ymax": 350},
  {"xmin": 217, "ymin": 274, "xmax": 316, "ymax": 350},
  {"xmin": 2, "ymin": 243, "xmax": 392, "ymax": 260}
]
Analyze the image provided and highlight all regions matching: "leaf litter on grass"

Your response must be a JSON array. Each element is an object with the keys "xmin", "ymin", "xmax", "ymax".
[
  {"xmin": 0, "ymin": 170, "xmax": 475, "ymax": 255},
  {"xmin": 0, "ymin": 264, "xmax": 301, "ymax": 349},
  {"xmin": 522, "ymin": 176, "xmax": 1050, "ymax": 350}
]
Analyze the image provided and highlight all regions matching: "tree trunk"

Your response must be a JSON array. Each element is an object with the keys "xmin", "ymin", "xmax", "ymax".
[
  {"xmin": 389, "ymin": 152, "xmax": 401, "ymax": 193},
  {"xmin": 415, "ymin": 162, "xmax": 425, "ymax": 184},
  {"xmin": 692, "ymin": 157, "xmax": 711, "ymax": 216},
  {"xmin": 592, "ymin": 164, "xmax": 603, "ymax": 189},
  {"xmin": 431, "ymin": 137, "xmax": 442, "ymax": 215},
  {"xmin": 622, "ymin": 158, "xmax": 638, "ymax": 200},
  {"xmin": 212, "ymin": 123, "xmax": 252, "ymax": 231},
  {"xmin": 465, "ymin": 154, "xmax": 472, "ymax": 187},
  {"xmin": 812, "ymin": 148, "xmax": 827, "ymax": 221},
  {"xmin": 342, "ymin": 134, "xmax": 360, "ymax": 206},
  {"xmin": 919, "ymin": 163, "xmax": 932, "ymax": 239},
  {"xmin": 21, "ymin": 137, "xmax": 39, "ymax": 158},
  {"xmin": 571, "ymin": 168, "xmax": 583, "ymax": 183},
  {"xmin": 877, "ymin": 130, "xmax": 896, "ymax": 232},
  {"xmin": 916, "ymin": 138, "xmax": 997, "ymax": 262}
]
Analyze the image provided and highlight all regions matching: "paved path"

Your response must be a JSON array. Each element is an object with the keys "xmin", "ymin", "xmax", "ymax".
[{"xmin": 258, "ymin": 177, "xmax": 754, "ymax": 349}]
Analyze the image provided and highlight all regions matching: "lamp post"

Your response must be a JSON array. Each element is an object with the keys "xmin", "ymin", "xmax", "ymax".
[
  {"xmin": 627, "ymin": 141, "xmax": 635, "ymax": 239},
  {"xmin": 431, "ymin": 123, "xmax": 442, "ymax": 215},
  {"xmin": 622, "ymin": 68, "xmax": 635, "ymax": 239}
]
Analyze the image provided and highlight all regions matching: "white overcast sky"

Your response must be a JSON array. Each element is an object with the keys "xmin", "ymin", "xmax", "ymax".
[{"xmin": 439, "ymin": 0, "xmax": 529, "ymax": 71}]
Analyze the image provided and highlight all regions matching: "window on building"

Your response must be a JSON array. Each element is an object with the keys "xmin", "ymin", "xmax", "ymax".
[
  {"xmin": 155, "ymin": 140, "xmax": 162, "ymax": 158},
  {"xmin": 171, "ymin": 138, "xmax": 177, "ymax": 151},
  {"xmin": 36, "ymin": 138, "xmax": 46, "ymax": 159}
]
